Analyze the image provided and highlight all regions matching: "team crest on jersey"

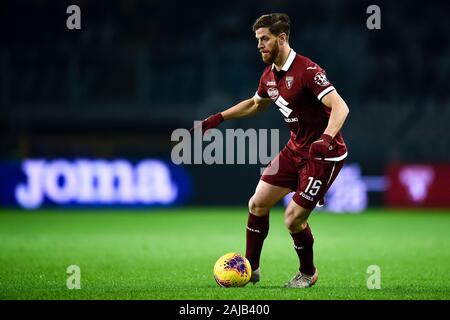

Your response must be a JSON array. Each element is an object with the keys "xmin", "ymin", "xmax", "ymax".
[
  {"xmin": 285, "ymin": 76, "xmax": 294, "ymax": 90},
  {"xmin": 314, "ymin": 72, "xmax": 330, "ymax": 86},
  {"xmin": 267, "ymin": 87, "xmax": 279, "ymax": 100}
]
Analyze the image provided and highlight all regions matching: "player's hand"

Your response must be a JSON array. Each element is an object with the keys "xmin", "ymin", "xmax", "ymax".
[
  {"xmin": 309, "ymin": 134, "xmax": 333, "ymax": 160},
  {"xmin": 190, "ymin": 112, "xmax": 224, "ymax": 134}
]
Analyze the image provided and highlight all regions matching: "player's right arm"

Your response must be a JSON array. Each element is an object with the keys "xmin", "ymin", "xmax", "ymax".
[
  {"xmin": 190, "ymin": 96, "xmax": 271, "ymax": 133},
  {"xmin": 222, "ymin": 95, "xmax": 271, "ymax": 120},
  {"xmin": 191, "ymin": 71, "xmax": 271, "ymax": 133}
]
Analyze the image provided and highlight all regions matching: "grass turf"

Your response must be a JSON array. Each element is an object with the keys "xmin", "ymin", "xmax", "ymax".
[{"xmin": 0, "ymin": 208, "xmax": 449, "ymax": 300}]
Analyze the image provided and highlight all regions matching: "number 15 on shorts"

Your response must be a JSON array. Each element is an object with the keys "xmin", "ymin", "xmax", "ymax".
[{"xmin": 305, "ymin": 177, "xmax": 322, "ymax": 196}]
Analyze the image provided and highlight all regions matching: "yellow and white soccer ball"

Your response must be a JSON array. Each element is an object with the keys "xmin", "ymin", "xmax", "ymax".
[{"xmin": 213, "ymin": 252, "xmax": 252, "ymax": 287}]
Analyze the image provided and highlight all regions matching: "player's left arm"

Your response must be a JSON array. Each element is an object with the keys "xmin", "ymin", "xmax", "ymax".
[
  {"xmin": 303, "ymin": 65, "xmax": 349, "ymax": 160},
  {"xmin": 309, "ymin": 90, "xmax": 349, "ymax": 160},
  {"xmin": 321, "ymin": 90, "xmax": 349, "ymax": 138}
]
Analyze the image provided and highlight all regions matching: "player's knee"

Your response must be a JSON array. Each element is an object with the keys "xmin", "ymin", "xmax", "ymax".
[
  {"xmin": 284, "ymin": 210, "xmax": 296, "ymax": 232},
  {"xmin": 248, "ymin": 196, "xmax": 270, "ymax": 216},
  {"xmin": 284, "ymin": 207, "xmax": 310, "ymax": 232}
]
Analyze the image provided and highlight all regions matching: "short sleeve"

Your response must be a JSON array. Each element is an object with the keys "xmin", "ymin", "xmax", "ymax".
[
  {"xmin": 303, "ymin": 65, "xmax": 336, "ymax": 101},
  {"xmin": 254, "ymin": 73, "xmax": 270, "ymax": 100}
]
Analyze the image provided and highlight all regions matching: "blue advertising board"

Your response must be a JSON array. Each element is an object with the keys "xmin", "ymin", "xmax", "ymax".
[{"xmin": 0, "ymin": 159, "xmax": 191, "ymax": 209}]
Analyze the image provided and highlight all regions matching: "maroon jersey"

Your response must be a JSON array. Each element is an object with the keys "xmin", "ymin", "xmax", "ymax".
[{"xmin": 255, "ymin": 50, "xmax": 347, "ymax": 161}]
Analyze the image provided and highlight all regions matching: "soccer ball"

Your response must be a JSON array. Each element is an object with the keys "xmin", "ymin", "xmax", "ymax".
[{"xmin": 213, "ymin": 252, "xmax": 252, "ymax": 287}]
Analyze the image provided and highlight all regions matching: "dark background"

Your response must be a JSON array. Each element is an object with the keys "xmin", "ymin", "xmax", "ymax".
[{"xmin": 1, "ymin": 0, "xmax": 449, "ymax": 205}]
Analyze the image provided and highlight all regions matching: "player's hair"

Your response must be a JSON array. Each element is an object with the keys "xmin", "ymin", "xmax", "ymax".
[{"xmin": 252, "ymin": 13, "xmax": 291, "ymax": 40}]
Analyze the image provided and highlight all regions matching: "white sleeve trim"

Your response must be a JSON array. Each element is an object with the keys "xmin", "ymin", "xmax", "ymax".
[
  {"xmin": 254, "ymin": 91, "xmax": 270, "ymax": 101},
  {"xmin": 322, "ymin": 151, "xmax": 348, "ymax": 162},
  {"xmin": 317, "ymin": 86, "xmax": 335, "ymax": 101}
]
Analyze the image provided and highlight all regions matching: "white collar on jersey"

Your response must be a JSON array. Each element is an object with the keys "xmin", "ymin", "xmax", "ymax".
[{"xmin": 272, "ymin": 49, "xmax": 296, "ymax": 71}]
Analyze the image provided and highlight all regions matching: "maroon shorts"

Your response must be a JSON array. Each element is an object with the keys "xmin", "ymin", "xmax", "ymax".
[{"xmin": 261, "ymin": 146, "xmax": 345, "ymax": 210}]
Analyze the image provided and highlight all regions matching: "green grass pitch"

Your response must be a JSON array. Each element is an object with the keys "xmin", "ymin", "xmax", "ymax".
[{"xmin": 0, "ymin": 208, "xmax": 449, "ymax": 300}]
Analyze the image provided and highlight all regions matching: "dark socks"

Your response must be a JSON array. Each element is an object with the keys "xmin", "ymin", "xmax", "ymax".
[
  {"xmin": 245, "ymin": 212, "xmax": 269, "ymax": 270},
  {"xmin": 290, "ymin": 224, "xmax": 316, "ymax": 275}
]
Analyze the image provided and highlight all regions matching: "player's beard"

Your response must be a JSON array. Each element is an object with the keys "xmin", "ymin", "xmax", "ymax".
[{"xmin": 261, "ymin": 43, "xmax": 280, "ymax": 64}]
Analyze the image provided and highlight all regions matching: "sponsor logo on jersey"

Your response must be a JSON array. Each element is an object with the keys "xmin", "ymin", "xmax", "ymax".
[
  {"xmin": 307, "ymin": 66, "xmax": 317, "ymax": 70},
  {"xmin": 284, "ymin": 117, "xmax": 298, "ymax": 123},
  {"xmin": 285, "ymin": 76, "xmax": 294, "ymax": 90},
  {"xmin": 267, "ymin": 87, "xmax": 279, "ymax": 100},
  {"xmin": 314, "ymin": 72, "xmax": 330, "ymax": 86},
  {"xmin": 266, "ymin": 80, "xmax": 276, "ymax": 86}
]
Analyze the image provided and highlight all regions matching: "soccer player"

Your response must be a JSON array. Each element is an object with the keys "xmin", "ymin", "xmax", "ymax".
[{"xmin": 192, "ymin": 13, "xmax": 349, "ymax": 288}]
